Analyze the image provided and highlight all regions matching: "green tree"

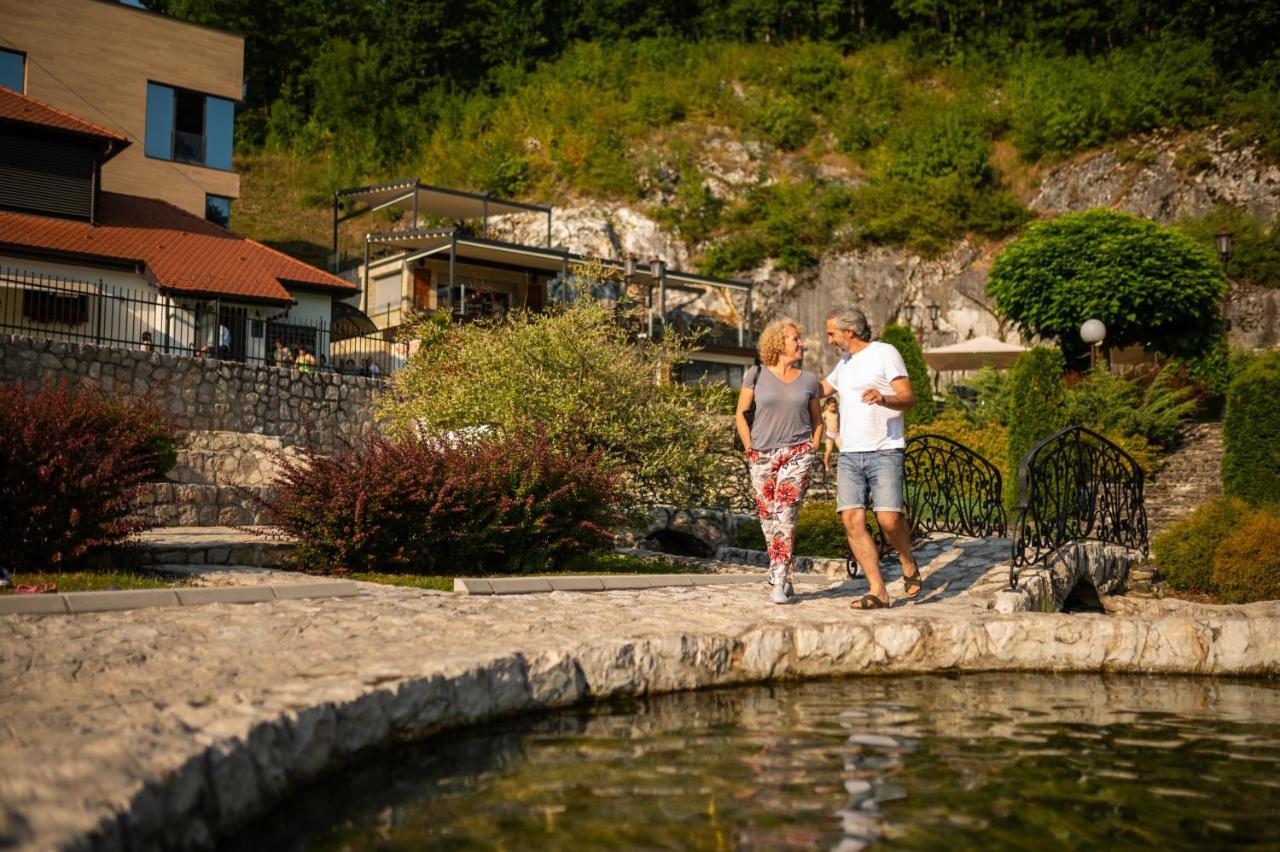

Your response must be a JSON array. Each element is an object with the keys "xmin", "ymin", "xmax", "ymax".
[
  {"xmin": 1222, "ymin": 350, "xmax": 1280, "ymax": 507},
  {"xmin": 987, "ymin": 209, "xmax": 1227, "ymax": 366},
  {"xmin": 878, "ymin": 322, "xmax": 937, "ymax": 426},
  {"xmin": 1004, "ymin": 346, "xmax": 1068, "ymax": 512},
  {"xmin": 377, "ymin": 297, "xmax": 732, "ymax": 507}
]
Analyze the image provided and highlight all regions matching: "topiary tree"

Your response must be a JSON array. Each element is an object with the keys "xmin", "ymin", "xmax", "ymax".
[
  {"xmin": 987, "ymin": 209, "xmax": 1226, "ymax": 366},
  {"xmin": 879, "ymin": 322, "xmax": 936, "ymax": 426},
  {"xmin": 1004, "ymin": 346, "xmax": 1068, "ymax": 512},
  {"xmin": 1222, "ymin": 350, "xmax": 1280, "ymax": 507}
]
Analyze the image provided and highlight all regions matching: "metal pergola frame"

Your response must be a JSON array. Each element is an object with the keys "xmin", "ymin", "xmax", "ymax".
[{"xmin": 333, "ymin": 179, "xmax": 553, "ymax": 272}]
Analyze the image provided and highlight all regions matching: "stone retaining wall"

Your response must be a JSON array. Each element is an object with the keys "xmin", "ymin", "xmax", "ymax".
[{"xmin": 0, "ymin": 335, "xmax": 380, "ymax": 454}]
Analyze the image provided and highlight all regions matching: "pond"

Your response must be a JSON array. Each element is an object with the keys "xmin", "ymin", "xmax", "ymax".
[{"xmin": 232, "ymin": 674, "xmax": 1280, "ymax": 850}]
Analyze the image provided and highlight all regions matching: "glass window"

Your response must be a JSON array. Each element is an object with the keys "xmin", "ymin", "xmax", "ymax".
[
  {"xmin": 204, "ymin": 96, "xmax": 234, "ymax": 170},
  {"xmin": 144, "ymin": 83, "xmax": 174, "ymax": 159},
  {"xmin": 205, "ymin": 194, "xmax": 231, "ymax": 228},
  {"xmin": 145, "ymin": 82, "xmax": 235, "ymax": 170},
  {"xmin": 0, "ymin": 49, "xmax": 24, "ymax": 93}
]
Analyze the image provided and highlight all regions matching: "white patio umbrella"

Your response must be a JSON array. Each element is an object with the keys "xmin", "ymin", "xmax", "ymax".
[{"xmin": 923, "ymin": 335, "xmax": 1028, "ymax": 371}]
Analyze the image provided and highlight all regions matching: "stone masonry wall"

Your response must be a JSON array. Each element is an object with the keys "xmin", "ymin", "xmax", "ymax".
[{"xmin": 0, "ymin": 335, "xmax": 381, "ymax": 455}]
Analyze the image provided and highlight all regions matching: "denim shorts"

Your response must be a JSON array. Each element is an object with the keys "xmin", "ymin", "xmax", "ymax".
[{"xmin": 836, "ymin": 449, "xmax": 905, "ymax": 513}]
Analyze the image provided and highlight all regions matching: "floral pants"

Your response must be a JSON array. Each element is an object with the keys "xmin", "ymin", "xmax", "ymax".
[{"xmin": 747, "ymin": 442, "xmax": 815, "ymax": 586}]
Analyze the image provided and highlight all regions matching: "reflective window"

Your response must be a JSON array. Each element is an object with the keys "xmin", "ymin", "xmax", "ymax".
[
  {"xmin": 0, "ymin": 49, "xmax": 24, "ymax": 93},
  {"xmin": 144, "ymin": 81, "xmax": 235, "ymax": 170},
  {"xmin": 205, "ymin": 194, "xmax": 231, "ymax": 228},
  {"xmin": 144, "ymin": 83, "xmax": 174, "ymax": 159},
  {"xmin": 205, "ymin": 97, "xmax": 234, "ymax": 170}
]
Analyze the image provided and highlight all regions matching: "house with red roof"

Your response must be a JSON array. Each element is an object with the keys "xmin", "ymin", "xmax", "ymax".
[{"xmin": 0, "ymin": 86, "xmax": 361, "ymax": 365}]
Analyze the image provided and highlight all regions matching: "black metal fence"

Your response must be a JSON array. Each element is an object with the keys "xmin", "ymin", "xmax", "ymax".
[
  {"xmin": 0, "ymin": 266, "xmax": 403, "ymax": 376},
  {"xmin": 903, "ymin": 434, "xmax": 1008, "ymax": 539},
  {"xmin": 1009, "ymin": 425, "xmax": 1149, "ymax": 587}
]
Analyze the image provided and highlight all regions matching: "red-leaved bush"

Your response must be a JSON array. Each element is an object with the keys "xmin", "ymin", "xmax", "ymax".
[
  {"xmin": 0, "ymin": 380, "xmax": 176, "ymax": 570},
  {"xmin": 259, "ymin": 429, "xmax": 621, "ymax": 575}
]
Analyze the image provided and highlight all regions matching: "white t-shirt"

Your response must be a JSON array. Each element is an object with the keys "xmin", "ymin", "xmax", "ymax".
[{"xmin": 825, "ymin": 341, "xmax": 909, "ymax": 451}]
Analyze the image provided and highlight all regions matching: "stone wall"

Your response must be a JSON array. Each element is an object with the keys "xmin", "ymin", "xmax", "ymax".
[{"xmin": 0, "ymin": 335, "xmax": 381, "ymax": 454}]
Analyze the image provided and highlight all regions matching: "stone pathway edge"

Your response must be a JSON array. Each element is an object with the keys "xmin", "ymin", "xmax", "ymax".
[
  {"xmin": 455, "ymin": 573, "xmax": 831, "ymax": 594},
  {"xmin": 0, "ymin": 581, "xmax": 359, "ymax": 616},
  {"xmin": 55, "ymin": 603, "xmax": 1280, "ymax": 851}
]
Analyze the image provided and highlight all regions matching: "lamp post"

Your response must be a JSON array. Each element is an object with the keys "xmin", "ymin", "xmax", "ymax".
[
  {"xmin": 1080, "ymin": 318, "xmax": 1106, "ymax": 372},
  {"xmin": 1216, "ymin": 228, "xmax": 1234, "ymax": 332}
]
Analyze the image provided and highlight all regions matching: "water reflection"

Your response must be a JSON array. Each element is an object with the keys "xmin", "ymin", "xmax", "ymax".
[{"xmin": 230, "ymin": 674, "xmax": 1280, "ymax": 851}]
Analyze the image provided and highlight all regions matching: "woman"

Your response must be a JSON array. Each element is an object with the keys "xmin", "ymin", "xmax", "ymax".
[{"xmin": 735, "ymin": 320, "xmax": 823, "ymax": 605}]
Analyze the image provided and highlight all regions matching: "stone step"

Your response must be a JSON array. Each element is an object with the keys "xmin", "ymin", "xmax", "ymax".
[
  {"xmin": 133, "ymin": 526, "xmax": 296, "ymax": 568},
  {"xmin": 132, "ymin": 482, "xmax": 276, "ymax": 527},
  {"xmin": 1144, "ymin": 421, "xmax": 1224, "ymax": 535}
]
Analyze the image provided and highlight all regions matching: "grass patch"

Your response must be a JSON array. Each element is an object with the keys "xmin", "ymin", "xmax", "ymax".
[
  {"xmin": 348, "ymin": 551, "xmax": 692, "ymax": 589},
  {"xmin": 0, "ymin": 570, "xmax": 178, "ymax": 594}
]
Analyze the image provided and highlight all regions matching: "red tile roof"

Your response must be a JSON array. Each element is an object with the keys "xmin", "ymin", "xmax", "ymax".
[
  {"xmin": 0, "ymin": 192, "xmax": 356, "ymax": 303},
  {"xmin": 0, "ymin": 87, "xmax": 129, "ymax": 144}
]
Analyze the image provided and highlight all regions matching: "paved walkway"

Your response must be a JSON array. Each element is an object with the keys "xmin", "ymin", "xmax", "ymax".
[{"xmin": 2, "ymin": 535, "xmax": 1277, "ymax": 850}]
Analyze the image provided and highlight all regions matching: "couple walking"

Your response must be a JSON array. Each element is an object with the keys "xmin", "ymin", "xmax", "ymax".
[{"xmin": 734, "ymin": 306, "xmax": 921, "ymax": 608}]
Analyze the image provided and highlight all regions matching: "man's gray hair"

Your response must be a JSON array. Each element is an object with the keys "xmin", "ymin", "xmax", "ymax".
[{"xmin": 826, "ymin": 306, "xmax": 872, "ymax": 341}]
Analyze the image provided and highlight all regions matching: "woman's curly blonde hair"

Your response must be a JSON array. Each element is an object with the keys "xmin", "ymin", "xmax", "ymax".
[{"xmin": 757, "ymin": 319, "xmax": 803, "ymax": 366}]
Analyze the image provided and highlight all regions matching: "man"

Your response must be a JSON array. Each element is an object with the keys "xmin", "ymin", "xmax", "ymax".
[{"xmin": 820, "ymin": 306, "xmax": 921, "ymax": 609}]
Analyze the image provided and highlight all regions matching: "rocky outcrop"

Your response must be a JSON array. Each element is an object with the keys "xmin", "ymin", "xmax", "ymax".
[{"xmin": 1031, "ymin": 130, "xmax": 1280, "ymax": 224}]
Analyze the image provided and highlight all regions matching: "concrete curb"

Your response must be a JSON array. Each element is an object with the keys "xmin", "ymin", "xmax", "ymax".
[
  {"xmin": 0, "ymin": 581, "xmax": 360, "ymax": 616},
  {"xmin": 454, "ymin": 573, "xmax": 833, "ymax": 595}
]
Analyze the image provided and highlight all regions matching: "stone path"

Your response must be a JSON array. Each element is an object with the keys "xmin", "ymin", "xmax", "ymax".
[
  {"xmin": 2, "ymin": 535, "xmax": 1277, "ymax": 850},
  {"xmin": 1144, "ymin": 421, "xmax": 1224, "ymax": 534}
]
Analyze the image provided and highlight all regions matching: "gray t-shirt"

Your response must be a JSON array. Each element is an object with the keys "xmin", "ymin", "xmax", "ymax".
[{"xmin": 748, "ymin": 365, "xmax": 820, "ymax": 451}]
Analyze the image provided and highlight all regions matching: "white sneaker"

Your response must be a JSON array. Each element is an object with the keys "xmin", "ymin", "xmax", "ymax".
[
  {"xmin": 771, "ymin": 584, "xmax": 790, "ymax": 605},
  {"xmin": 783, "ymin": 581, "xmax": 795, "ymax": 598}
]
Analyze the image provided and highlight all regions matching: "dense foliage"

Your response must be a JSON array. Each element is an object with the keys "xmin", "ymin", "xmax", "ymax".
[
  {"xmin": 1221, "ymin": 351, "xmax": 1280, "ymax": 506},
  {"xmin": 1003, "ymin": 347, "xmax": 1068, "ymax": 511},
  {"xmin": 878, "ymin": 323, "xmax": 937, "ymax": 426},
  {"xmin": 260, "ymin": 428, "xmax": 620, "ymax": 575},
  {"xmin": 152, "ymin": 1, "xmax": 1280, "ymax": 271},
  {"xmin": 1177, "ymin": 205, "xmax": 1280, "ymax": 290},
  {"xmin": 987, "ymin": 210, "xmax": 1227, "ymax": 366},
  {"xmin": 1151, "ymin": 496, "xmax": 1254, "ymax": 594},
  {"xmin": 1212, "ymin": 510, "xmax": 1280, "ymax": 604},
  {"xmin": 0, "ymin": 382, "xmax": 175, "ymax": 571},
  {"xmin": 378, "ymin": 299, "xmax": 732, "ymax": 507}
]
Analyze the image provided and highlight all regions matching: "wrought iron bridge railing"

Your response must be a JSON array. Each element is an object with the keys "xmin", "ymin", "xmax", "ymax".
[{"xmin": 1009, "ymin": 425, "xmax": 1149, "ymax": 589}]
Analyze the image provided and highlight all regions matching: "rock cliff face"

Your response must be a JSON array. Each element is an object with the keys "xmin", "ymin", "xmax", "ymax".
[{"xmin": 489, "ymin": 128, "xmax": 1278, "ymax": 373}]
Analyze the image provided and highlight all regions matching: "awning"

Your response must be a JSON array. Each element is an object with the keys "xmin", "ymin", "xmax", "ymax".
[
  {"xmin": 330, "ymin": 300, "xmax": 380, "ymax": 342},
  {"xmin": 924, "ymin": 335, "xmax": 1028, "ymax": 371},
  {"xmin": 337, "ymin": 180, "xmax": 550, "ymax": 220}
]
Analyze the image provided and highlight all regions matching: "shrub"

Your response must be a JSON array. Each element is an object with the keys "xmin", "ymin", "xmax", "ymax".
[
  {"xmin": 754, "ymin": 94, "xmax": 816, "ymax": 151},
  {"xmin": 1212, "ymin": 510, "xmax": 1280, "ymax": 604},
  {"xmin": 1065, "ymin": 367, "xmax": 1198, "ymax": 449},
  {"xmin": 734, "ymin": 500, "xmax": 861, "ymax": 559},
  {"xmin": 987, "ymin": 209, "xmax": 1226, "ymax": 366},
  {"xmin": 262, "ymin": 429, "xmax": 620, "ymax": 575},
  {"xmin": 1222, "ymin": 351, "xmax": 1280, "ymax": 506},
  {"xmin": 0, "ymin": 381, "xmax": 175, "ymax": 571},
  {"xmin": 879, "ymin": 323, "xmax": 937, "ymax": 426},
  {"xmin": 1152, "ymin": 496, "xmax": 1255, "ymax": 595},
  {"xmin": 380, "ymin": 298, "xmax": 732, "ymax": 507},
  {"xmin": 910, "ymin": 411, "xmax": 1010, "ymax": 482},
  {"xmin": 1004, "ymin": 347, "xmax": 1068, "ymax": 511}
]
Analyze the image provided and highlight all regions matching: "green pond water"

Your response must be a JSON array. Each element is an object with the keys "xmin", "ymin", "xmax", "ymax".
[{"xmin": 233, "ymin": 673, "xmax": 1280, "ymax": 850}]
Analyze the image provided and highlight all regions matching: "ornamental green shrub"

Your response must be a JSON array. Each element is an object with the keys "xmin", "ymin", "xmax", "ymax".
[
  {"xmin": 987, "ymin": 209, "xmax": 1226, "ymax": 366},
  {"xmin": 1004, "ymin": 346, "xmax": 1068, "ymax": 512},
  {"xmin": 0, "ymin": 381, "xmax": 176, "ymax": 572},
  {"xmin": 1212, "ymin": 510, "xmax": 1280, "ymax": 604},
  {"xmin": 1151, "ymin": 496, "xmax": 1255, "ymax": 595},
  {"xmin": 1222, "ymin": 350, "xmax": 1280, "ymax": 506},
  {"xmin": 380, "ymin": 298, "xmax": 732, "ymax": 508},
  {"xmin": 879, "ymin": 323, "xmax": 937, "ymax": 426}
]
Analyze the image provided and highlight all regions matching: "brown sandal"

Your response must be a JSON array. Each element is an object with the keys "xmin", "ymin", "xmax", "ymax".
[
  {"xmin": 902, "ymin": 567, "xmax": 923, "ymax": 598},
  {"xmin": 855, "ymin": 593, "xmax": 889, "ymax": 610}
]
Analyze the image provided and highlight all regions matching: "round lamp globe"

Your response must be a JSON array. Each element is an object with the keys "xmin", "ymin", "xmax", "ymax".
[{"xmin": 1080, "ymin": 319, "xmax": 1107, "ymax": 345}]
